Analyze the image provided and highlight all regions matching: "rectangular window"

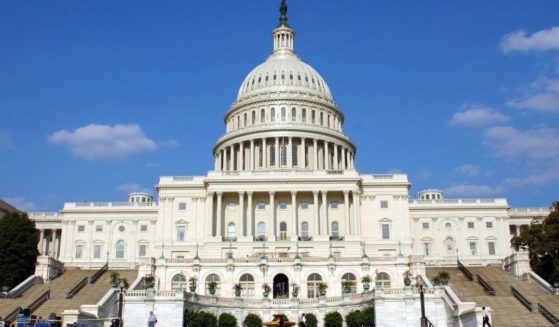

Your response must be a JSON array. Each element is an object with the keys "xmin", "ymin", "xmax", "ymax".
[
  {"xmin": 279, "ymin": 201, "xmax": 287, "ymax": 209},
  {"xmin": 93, "ymin": 245, "xmax": 102, "ymax": 259},
  {"xmin": 177, "ymin": 226, "xmax": 186, "ymax": 241},
  {"xmin": 488, "ymin": 242, "xmax": 496, "ymax": 255},
  {"xmin": 228, "ymin": 202, "xmax": 237, "ymax": 209},
  {"xmin": 382, "ymin": 224, "xmax": 390, "ymax": 239},
  {"xmin": 423, "ymin": 242, "xmax": 431, "ymax": 256},
  {"xmin": 95, "ymin": 225, "xmax": 103, "ymax": 232},
  {"xmin": 330, "ymin": 201, "xmax": 338, "ymax": 209},
  {"xmin": 140, "ymin": 224, "xmax": 148, "ymax": 232},
  {"xmin": 139, "ymin": 244, "xmax": 147, "ymax": 257},
  {"xmin": 509, "ymin": 225, "xmax": 517, "ymax": 236},
  {"xmin": 467, "ymin": 222, "xmax": 475, "ymax": 229},
  {"xmin": 77, "ymin": 225, "xmax": 85, "ymax": 232},
  {"xmin": 486, "ymin": 221, "xmax": 493, "ymax": 229},
  {"xmin": 469, "ymin": 242, "xmax": 477, "ymax": 255},
  {"xmin": 257, "ymin": 202, "xmax": 266, "ymax": 209},
  {"xmin": 301, "ymin": 201, "xmax": 308, "ymax": 209},
  {"xmin": 422, "ymin": 222, "xmax": 429, "ymax": 230},
  {"xmin": 178, "ymin": 202, "xmax": 187, "ymax": 211},
  {"xmin": 75, "ymin": 245, "xmax": 83, "ymax": 259},
  {"xmin": 380, "ymin": 200, "xmax": 388, "ymax": 209}
]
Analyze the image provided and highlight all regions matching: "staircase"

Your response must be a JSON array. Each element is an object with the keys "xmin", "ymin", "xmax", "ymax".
[{"xmin": 0, "ymin": 282, "xmax": 44, "ymax": 319}]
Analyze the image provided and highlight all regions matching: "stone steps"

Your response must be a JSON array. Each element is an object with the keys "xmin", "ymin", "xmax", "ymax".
[{"xmin": 0, "ymin": 282, "xmax": 44, "ymax": 318}]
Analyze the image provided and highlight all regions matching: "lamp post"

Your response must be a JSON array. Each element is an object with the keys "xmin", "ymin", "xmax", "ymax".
[
  {"xmin": 117, "ymin": 280, "xmax": 126, "ymax": 327},
  {"xmin": 419, "ymin": 284, "xmax": 426, "ymax": 327}
]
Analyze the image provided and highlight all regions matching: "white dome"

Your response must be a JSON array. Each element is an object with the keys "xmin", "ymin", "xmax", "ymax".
[{"xmin": 237, "ymin": 52, "xmax": 333, "ymax": 102}]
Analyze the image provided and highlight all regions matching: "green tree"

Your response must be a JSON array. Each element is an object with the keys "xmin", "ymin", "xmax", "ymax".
[
  {"xmin": 512, "ymin": 201, "xmax": 559, "ymax": 284},
  {"xmin": 0, "ymin": 212, "xmax": 38, "ymax": 289},
  {"xmin": 187, "ymin": 311, "xmax": 217, "ymax": 327},
  {"xmin": 302, "ymin": 313, "xmax": 317, "ymax": 327},
  {"xmin": 361, "ymin": 306, "xmax": 375, "ymax": 327},
  {"xmin": 345, "ymin": 310, "xmax": 362, "ymax": 327},
  {"xmin": 323, "ymin": 312, "xmax": 343, "ymax": 327},
  {"xmin": 244, "ymin": 313, "xmax": 262, "ymax": 327},
  {"xmin": 218, "ymin": 312, "xmax": 237, "ymax": 327}
]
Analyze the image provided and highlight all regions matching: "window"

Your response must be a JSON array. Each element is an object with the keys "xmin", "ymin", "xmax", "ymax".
[
  {"xmin": 118, "ymin": 225, "xmax": 125, "ymax": 232},
  {"xmin": 301, "ymin": 201, "xmax": 308, "ymax": 209},
  {"xmin": 270, "ymin": 144, "xmax": 276, "ymax": 166},
  {"xmin": 292, "ymin": 143, "xmax": 298, "ymax": 166},
  {"xmin": 330, "ymin": 201, "xmax": 338, "ymax": 209},
  {"xmin": 94, "ymin": 245, "xmax": 102, "ymax": 259},
  {"xmin": 291, "ymin": 107, "xmax": 296, "ymax": 121},
  {"xmin": 382, "ymin": 224, "xmax": 390, "ymax": 239},
  {"xmin": 281, "ymin": 107, "xmax": 286, "ymax": 121},
  {"xmin": 423, "ymin": 242, "xmax": 431, "ymax": 256},
  {"xmin": 252, "ymin": 111, "xmax": 256, "ymax": 125},
  {"xmin": 331, "ymin": 222, "xmax": 339, "ymax": 240},
  {"xmin": 140, "ymin": 225, "xmax": 148, "ymax": 232},
  {"xmin": 307, "ymin": 273, "xmax": 322, "ymax": 298},
  {"xmin": 301, "ymin": 222, "xmax": 309, "ymax": 240},
  {"xmin": 95, "ymin": 225, "xmax": 103, "ymax": 232},
  {"xmin": 488, "ymin": 242, "xmax": 496, "ymax": 255},
  {"xmin": 279, "ymin": 222, "xmax": 287, "ymax": 241},
  {"xmin": 177, "ymin": 226, "xmax": 186, "ymax": 241},
  {"xmin": 178, "ymin": 202, "xmax": 187, "ymax": 211},
  {"xmin": 422, "ymin": 222, "xmax": 429, "ymax": 230},
  {"xmin": 115, "ymin": 240, "xmax": 125, "ymax": 258},
  {"xmin": 467, "ymin": 222, "xmax": 475, "ymax": 229},
  {"xmin": 257, "ymin": 201, "xmax": 266, "ymax": 209},
  {"xmin": 376, "ymin": 272, "xmax": 391, "ymax": 288},
  {"xmin": 280, "ymin": 142, "xmax": 287, "ymax": 166},
  {"xmin": 469, "ymin": 241, "xmax": 477, "ymax": 255},
  {"xmin": 341, "ymin": 273, "xmax": 356, "ymax": 294},
  {"xmin": 205, "ymin": 274, "xmax": 220, "ymax": 295},
  {"xmin": 260, "ymin": 109, "xmax": 265, "ymax": 123},
  {"xmin": 139, "ymin": 244, "xmax": 147, "ymax": 257},
  {"xmin": 486, "ymin": 221, "xmax": 493, "ymax": 229},
  {"xmin": 445, "ymin": 222, "xmax": 452, "ymax": 230},
  {"xmin": 75, "ymin": 244, "xmax": 83, "ymax": 259},
  {"xmin": 257, "ymin": 222, "xmax": 265, "ymax": 239},
  {"xmin": 311, "ymin": 110, "xmax": 316, "ymax": 124},
  {"xmin": 302, "ymin": 108, "xmax": 307, "ymax": 122},
  {"xmin": 380, "ymin": 200, "xmax": 388, "ymax": 209},
  {"xmin": 243, "ymin": 112, "xmax": 247, "ymax": 127},
  {"xmin": 227, "ymin": 223, "xmax": 236, "ymax": 240},
  {"xmin": 228, "ymin": 202, "xmax": 237, "ymax": 209},
  {"xmin": 172, "ymin": 274, "xmax": 187, "ymax": 291},
  {"xmin": 239, "ymin": 274, "xmax": 255, "ymax": 298},
  {"xmin": 271, "ymin": 108, "xmax": 275, "ymax": 122},
  {"xmin": 445, "ymin": 237, "xmax": 455, "ymax": 255},
  {"xmin": 279, "ymin": 201, "xmax": 287, "ymax": 209},
  {"xmin": 77, "ymin": 225, "xmax": 85, "ymax": 232}
]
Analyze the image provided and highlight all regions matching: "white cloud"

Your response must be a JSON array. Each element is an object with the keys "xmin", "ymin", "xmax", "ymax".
[
  {"xmin": 443, "ymin": 184, "xmax": 503, "ymax": 197},
  {"xmin": 159, "ymin": 139, "xmax": 180, "ymax": 147},
  {"xmin": 507, "ymin": 76, "xmax": 559, "ymax": 113},
  {"xmin": 500, "ymin": 26, "xmax": 559, "ymax": 53},
  {"xmin": 116, "ymin": 183, "xmax": 152, "ymax": 194},
  {"xmin": 455, "ymin": 164, "xmax": 480, "ymax": 177},
  {"xmin": 48, "ymin": 123, "xmax": 157, "ymax": 160},
  {"xmin": 3, "ymin": 197, "xmax": 36, "ymax": 211},
  {"xmin": 450, "ymin": 105, "xmax": 510, "ymax": 126},
  {"xmin": 502, "ymin": 160, "xmax": 559, "ymax": 187},
  {"xmin": 484, "ymin": 126, "xmax": 559, "ymax": 160},
  {"xmin": 0, "ymin": 130, "xmax": 13, "ymax": 151}
]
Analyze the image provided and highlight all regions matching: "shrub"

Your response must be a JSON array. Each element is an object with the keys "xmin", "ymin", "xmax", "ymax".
[
  {"xmin": 361, "ymin": 306, "xmax": 375, "ymax": 326},
  {"xmin": 244, "ymin": 313, "xmax": 262, "ymax": 327},
  {"xmin": 345, "ymin": 310, "xmax": 362, "ymax": 327},
  {"xmin": 218, "ymin": 312, "xmax": 237, "ymax": 327},
  {"xmin": 323, "ymin": 312, "xmax": 343, "ymax": 327},
  {"xmin": 302, "ymin": 313, "xmax": 318, "ymax": 327},
  {"xmin": 187, "ymin": 311, "xmax": 217, "ymax": 327}
]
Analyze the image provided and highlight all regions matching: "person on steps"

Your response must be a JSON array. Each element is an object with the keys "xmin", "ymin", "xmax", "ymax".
[
  {"xmin": 147, "ymin": 311, "xmax": 157, "ymax": 327},
  {"xmin": 482, "ymin": 306, "xmax": 491, "ymax": 327}
]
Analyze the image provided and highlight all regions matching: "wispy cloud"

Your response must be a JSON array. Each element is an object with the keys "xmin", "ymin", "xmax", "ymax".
[
  {"xmin": 3, "ymin": 197, "xmax": 36, "ymax": 211},
  {"xmin": 500, "ymin": 26, "xmax": 559, "ymax": 53},
  {"xmin": 484, "ymin": 126, "xmax": 559, "ymax": 160},
  {"xmin": 455, "ymin": 164, "xmax": 480, "ymax": 177},
  {"xmin": 503, "ymin": 162, "xmax": 559, "ymax": 187},
  {"xmin": 443, "ymin": 184, "xmax": 504, "ymax": 197},
  {"xmin": 159, "ymin": 139, "xmax": 180, "ymax": 148},
  {"xmin": 0, "ymin": 130, "xmax": 13, "ymax": 151},
  {"xmin": 48, "ymin": 123, "xmax": 157, "ymax": 160},
  {"xmin": 450, "ymin": 105, "xmax": 510, "ymax": 126},
  {"xmin": 116, "ymin": 183, "xmax": 152, "ymax": 194},
  {"xmin": 507, "ymin": 75, "xmax": 559, "ymax": 113}
]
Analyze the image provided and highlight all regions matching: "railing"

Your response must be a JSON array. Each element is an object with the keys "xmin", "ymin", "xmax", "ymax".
[
  {"xmin": 7, "ymin": 275, "xmax": 40, "ymax": 299},
  {"xmin": 476, "ymin": 275, "xmax": 496, "ymax": 296},
  {"xmin": 90, "ymin": 263, "xmax": 108, "ymax": 283},
  {"xmin": 421, "ymin": 317, "xmax": 435, "ymax": 327},
  {"xmin": 28, "ymin": 291, "xmax": 49, "ymax": 313},
  {"xmin": 538, "ymin": 303, "xmax": 559, "ymax": 325},
  {"xmin": 511, "ymin": 287, "xmax": 533, "ymax": 312},
  {"xmin": 65, "ymin": 277, "xmax": 89, "ymax": 299},
  {"xmin": 457, "ymin": 260, "xmax": 474, "ymax": 281},
  {"xmin": 5, "ymin": 306, "xmax": 22, "ymax": 323}
]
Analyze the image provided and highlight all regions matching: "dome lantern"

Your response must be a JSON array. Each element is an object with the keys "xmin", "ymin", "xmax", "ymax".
[{"xmin": 272, "ymin": 0, "xmax": 295, "ymax": 54}]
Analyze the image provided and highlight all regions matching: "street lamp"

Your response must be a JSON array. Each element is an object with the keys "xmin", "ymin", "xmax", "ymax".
[{"xmin": 117, "ymin": 280, "xmax": 127, "ymax": 327}]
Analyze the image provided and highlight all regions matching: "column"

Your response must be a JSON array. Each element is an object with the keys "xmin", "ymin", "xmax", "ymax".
[
  {"xmin": 51, "ymin": 229, "xmax": 58, "ymax": 257},
  {"xmin": 342, "ymin": 148, "xmax": 347, "ymax": 170},
  {"xmin": 334, "ymin": 144, "xmax": 339, "ymax": 170},
  {"xmin": 237, "ymin": 192, "xmax": 244, "ymax": 239},
  {"xmin": 301, "ymin": 138, "xmax": 306, "ymax": 169},
  {"xmin": 230, "ymin": 145, "xmax": 235, "ymax": 171},
  {"xmin": 343, "ymin": 191, "xmax": 350, "ymax": 236},
  {"xmin": 207, "ymin": 193, "xmax": 214, "ymax": 237},
  {"xmin": 269, "ymin": 191, "xmax": 276, "ymax": 241},
  {"xmin": 313, "ymin": 139, "xmax": 318, "ymax": 170},
  {"xmin": 214, "ymin": 155, "xmax": 218, "ymax": 171},
  {"xmin": 250, "ymin": 140, "xmax": 255, "ymax": 170},
  {"xmin": 223, "ymin": 148, "xmax": 228, "ymax": 171},
  {"xmin": 247, "ymin": 192, "xmax": 254, "ymax": 239},
  {"xmin": 352, "ymin": 191, "xmax": 361, "ymax": 235},
  {"xmin": 216, "ymin": 192, "xmax": 223, "ymax": 239},
  {"xmin": 325, "ymin": 141, "xmax": 330, "ymax": 170},
  {"xmin": 291, "ymin": 191, "xmax": 298, "ymax": 241},
  {"xmin": 39, "ymin": 229, "xmax": 45, "ymax": 255},
  {"xmin": 313, "ymin": 191, "xmax": 320, "ymax": 236},
  {"xmin": 262, "ymin": 138, "xmax": 267, "ymax": 169},
  {"xmin": 275, "ymin": 137, "xmax": 280, "ymax": 168},
  {"xmin": 288, "ymin": 137, "xmax": 293, "ymax": 168},
  {"xmin": 321, "ymin": 191, "xmax": 328, "ymax": 235},
  {"xmin": 239, "ymin": 142, "xmax": 244, "ymax": 171}
]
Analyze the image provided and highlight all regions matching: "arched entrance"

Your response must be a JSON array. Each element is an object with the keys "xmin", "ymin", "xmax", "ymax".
[{"xmin": 273, "ymin": 273, "xmax": 289, "ymax": 299}]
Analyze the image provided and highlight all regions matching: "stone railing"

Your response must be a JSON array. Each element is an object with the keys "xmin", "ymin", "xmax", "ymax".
[
  {"xmin": 409, "ymin": 198, "xmax": 507, "ymax": 205},
  {"xmin": 165, "ymin": 256, "xmax": 395, "ymax": 265},
  {"xmin": 28, "ymin": 212, "xmax": 61, "ymax": 222},
  {"xmin": 64, "ymin": 202, "xmax": 158, "ymax": 209}
]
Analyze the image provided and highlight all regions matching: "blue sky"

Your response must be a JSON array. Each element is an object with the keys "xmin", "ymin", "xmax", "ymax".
[{"xmin": 1, "ymin": 1, "xmax": 558, "ymax": 211}]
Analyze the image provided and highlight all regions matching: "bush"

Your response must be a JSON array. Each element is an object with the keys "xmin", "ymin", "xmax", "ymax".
[
  {"xmin": 361, "ymin": 306, "xmax": 375, "ymax": 326},
  {"xmin": 218, "ymin": 312, "xmax": 237, "ymax": 327},
  {"xmin": 187, "ymin": 311, "xmax": 217, "ymax": 327},
  {"xmin": 345, "ymin": 310, "xmax": 362, "ymax": 327},
  {"xmin": 301, "ymin": 313, "xmax": 318, "ymax": 327},
  {"xmin": 244, "ymin": 313, "xmax": 262, "ymax": 327},
  {"xmin": 323, "ymin": 312, "xmax": 343, "ymax": 327}
]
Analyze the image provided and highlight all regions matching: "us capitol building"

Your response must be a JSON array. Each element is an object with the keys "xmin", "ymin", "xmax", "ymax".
[{"xmin": 26, "ymin": 2, "xmax": 551, "ymax": 326}]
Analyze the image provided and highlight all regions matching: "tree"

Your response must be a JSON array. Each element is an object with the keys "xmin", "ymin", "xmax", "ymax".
[
  {"xmin": 244, "ymin": 313, "xmax": 262, "ymax": 327},
  {"xmin": 361, "ymin": 306, "xmax": 375, "ymax": 327},
  {"xmin": 323, "ymin": 312, "xmax": 343, "ymax": 327},
  {"xmin": 218, "ymin": 312, "xmax": 237, "ymax": 327},
  {"xmin": 301, "ymin": 313, "xmax": 317, "ymax": 327},
  {"xmin": 345, "ymin": 310, "xmax": 362, "ymax": 327},
  {"xmin": 0, "ymin": 212, "xmax": 39, "ymax": 290},
  {"xmin": 186, "ymin": 311, "xmax": 217, "ymax": 327},
  {"xmin": 512, "ymin": 201, "xmax": 559, "ymax": 285}
]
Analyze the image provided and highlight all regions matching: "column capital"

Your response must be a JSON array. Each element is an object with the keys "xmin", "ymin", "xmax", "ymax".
[
  {"xmin": 291, "ymin": 191, "xmax": 297, "ymax": 196},
  {"xmin": 208, "ymin": 191, "xmax": 215, "ymax": 196},
  {"xmin": 247, "ymin": 191, "xmax": 253, "ymax": 196},
  {"xmin": 216, "ymin": 191, "xmax": 223, "ymax": 197},
  {"xmin": 238, "ymin": 191, "xmax": 245, "ymax": 196},
  {"xmin": 343, "ymin": 190, "xmax": 350, "ymax": 196},
  {"xmin": 312, "ymin": 190, "xmax": 320, "ymax": 196},
  {"xmin": 321, "ymin": 190, "xmax": 328, "ymax": 195},
  {"xmin": 269, "ymin": 191, "xmax": 276, "ymax": 196}
]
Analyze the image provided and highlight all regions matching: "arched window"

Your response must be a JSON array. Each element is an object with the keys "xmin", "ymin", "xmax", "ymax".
[
  {"xmin": 307, "ymin": 273, "xmax": 323, "ymax": 298},
  {"xmin": 311, "ymin": 110, "xmax": 315, "ymax": 124},
  {"xmin": 291, "ymin": 107, "xmax": 296, "ymax": 121},
  {"xmin": 341, "ymin": 272, "xmax": 356, "ymax": 294},
  {"xmin": 261, "ymin": 109, "xmax": 265, "ymax": 123},
  {"xmin": 331, "ymin": 222, "xmax": 339, "ymax": 240},
  {"xmin": 239, "ymin": 274, "xmax": 255, "ymax": 298},
  {"xmin": 302, "ymin": 108, "xmax": 307, "ymax": 122},
  {"xmin": 252, "ymin": 111, "xmax": 256, "ymax": 125},
  {"xmin": 257, "ymin": 222, "xmax": 266, "ymax": 241},
  {"xmin": 271, "ymin": 108, "xmax": 276, "ymax": 122},
  {"xmin": 270, "ymin": 144, "xmax": 276, "ymax": 166},
  {"xmin": 227, "ymin": 223, "xmax": 236, "ymax": 241},
  {"xmin": 279, "ymin": 222, "xmax": 287, "ymax": 241},
  {"xmin": 243, "ymin": 113, "xmax": 247, "ymax": 127},
  {"xmin": 320, "ymin": 112, "xmax": 324, "ymax": 126},
  {"xmin": 376, "ymin": 272, "xmax": 391, "ymax": 288},
  {"xmin": 281, "ymin": 107, "xmax": 286, "ymax": 121},
  {"xmin": 445, "ymin": 237, "xmax": 455, "ymax": 255},
  {"xmin": 205, "ymin": 274, "xmax": 220, "ymax": 295},
  {"xmin": 171, "ymin": 274, "xmax": 186, "ymax": 291},
  {"xmin": 115, "ymin": 240, "xmax": 125, "ymax": 258}
]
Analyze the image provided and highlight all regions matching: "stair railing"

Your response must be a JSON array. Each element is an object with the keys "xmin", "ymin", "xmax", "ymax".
[
  {"xmin": 90, "ymin": 263, "xmax": 109, "ymax": 284},
  {"xmin": 4, "ymin": 306, "xmax": 22, "ymax": 323},
  {"xmin": 457, "ymin": 260, "xmax": 474, "ymax": 281},
  {"xmin": 538, "ymin": 303, "xmax": 559, "ymax": 325},
  {"xmin": 511, "ymin": 286, "xmax": 533, "ymax": 312},
  {"xmin": 420, "ymin": 316, "xmax": 435, "ymax": 327},
  {"xmin": 28, "ymin": 291, "xmax": 49, "ymax": 313},
  {"xmin": 64, "ymin": 277, "xmax": 89, "ymax": 299},
  {"xmin": 476, "ymin": 275, "xmax": 496, "ymax": 296}
]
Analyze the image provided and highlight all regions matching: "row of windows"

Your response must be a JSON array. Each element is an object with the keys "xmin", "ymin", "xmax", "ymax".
[
  {"xmin": 74, "ymin": 241, "xmax": 149, "ymax": 259},
  {"xmin": 420, "ymin": 221, "xmax": 495, "ymax": 230},
  {"xmin": 422, "ymin": 238, "xmax": 497, "ymax": 256},
  {"xmin": 243, "ymin": 71, "xmax": 325, "ymax": 92},
  {"xmin": 226, "ymin": 200, "xmax": 389, "ymax": 210},
  {"xmin": 77, "ymin": 224, "xmax": 149, "ymax": 233}
]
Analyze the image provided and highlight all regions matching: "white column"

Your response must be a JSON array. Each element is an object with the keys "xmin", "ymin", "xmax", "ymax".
[
  {"xmin": 325, "ymin": 141, "xmax": 330, "ymax": 170},
  {"xmin": 223, "ymin": 149, "xmax": 228, "ymax": 171},
  {"xmin": 250, "ymin": 140, "xmax": 255, "ymax": 170},
  {"xmin": 39, "ymin": 229, "xmax": 45, "ymax": 255},
  {"xmin": 219, "ymin": 151, "xmax": 223, "ymax": 170},
  {"xmin": 262, "ymin": 138, "xmax": 267, "ymax": 169},
  {"xmin": 321, "ymin": 191, "xmax": 328, "ymax": 235},
  {"xmin": 239, "ymin": 142, "xmax": 244, "ymax": 171},
  {"xmin": 352, "ymin": 191, "xmax": 361, "ymax": 236},
  {"xmin": 230, "ymin": 145, "xmax": 235, "ymax": 171},
  {"xmin": 216, "ymin": 192, "xmax": 223, "ymax": 239},
  {"xmin": 344, "ymin": 191, "xmax": 350, "ymax": 236},
  {"xmin": 334, "ymin": 144, "xmax": 339, "ymax": 170},
  {"xmin": 247, "ymin": 192, "xmax": 254, "ymax": 239},
  {"xmin": 269, "ymin": 191, "xmax": 276, "ymax": 241},
  {"xmin": 291, "ymin": 191, "xmax": 298, "ymax": 241},
  {"xmin": 301, "ymin": 138, "xmax": 306, "ymax": 169},
  {"xmin": 313, "ymin": 139, "xmax": 318, "ymax": 170},
  {"xmin": 207, "ymin": 192, "xmax": 214, "ymax": 237},
  {"xmin": 238, "ymin": 192, "xmax": 245, "ymax": 238},
  {"xmin": 342, "ymin": 148, "xmax": 347, "ymax": 170},
  {"xmin": 275, "ymin": 137, "xmax": 280, "ymax": 168},
  {"xmin": 288, "ymin": 137, "xmax": 293, "ymax": 168},
  {"xmin": 313, "ymin": 191, "xmax": 320, "ymax": 236},
  {"xmin": 214, "ymin": 155, "xmax": 218, "ymax": 171}
]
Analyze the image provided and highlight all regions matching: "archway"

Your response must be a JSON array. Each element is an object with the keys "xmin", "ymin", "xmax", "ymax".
[{"xmin": 273, "ymin": 273, "xmax": 289, "ymax": 299}]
